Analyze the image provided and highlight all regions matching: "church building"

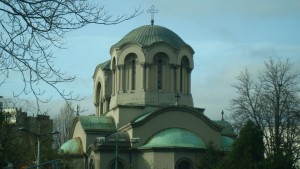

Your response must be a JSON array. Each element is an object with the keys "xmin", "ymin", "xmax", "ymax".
[{"xmin": 59, "ymin": 21, "xmax": 236, "ymax": 169}]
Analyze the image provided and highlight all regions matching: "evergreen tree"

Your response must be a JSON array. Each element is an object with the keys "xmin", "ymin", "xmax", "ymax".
[
  {"xmin": 218, "ymin": 120, "xmax": 264, "ymax": 169},
  {"xmin": 198, "ymin": 142, "xmax": 223, "ymax": 169}
]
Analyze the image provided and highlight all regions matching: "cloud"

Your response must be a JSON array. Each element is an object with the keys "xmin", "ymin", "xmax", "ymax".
[
  {"xmin": 191, "ymin": 40, "xmax": 300, "ymax": 119},
  {"xmin": 157, "ymin": 0, "xmax": 300, "ymax": 19}
]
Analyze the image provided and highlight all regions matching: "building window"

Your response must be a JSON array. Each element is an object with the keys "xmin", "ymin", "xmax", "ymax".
[
  {"xmin": 124, "ymin": 53, "xmax": 137, "ymax": 91},
  {"xmin": 180, "ymin": 57, "xmax": 189, "ymax": 93},
  {"xmin": 176, "ymin": 159, "xmax": 192, "ymax": 169},
  {"xmin": 153, "ymin": 53, "xmax": 169, "ymax": 91},
  {"xmin": 131, "ymin": 59, "xmax": 136, "ymax": 90},
  {"xmin": 157, "ymin": 58, "xmax": 163, "ymax": 90},
  {"xmin": 110, "ymin": 159, "xmax": 125, "ymax": 169},
  {"xmin": 95, "ymin": 82, "xmax": 103, "ymax": 115}
]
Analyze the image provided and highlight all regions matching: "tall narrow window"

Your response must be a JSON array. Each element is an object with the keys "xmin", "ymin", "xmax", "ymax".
[
  {"xmin": 157, "ymin": 59, "xmax": 163, "ymax": 90},
  {"xmin": 124, "ymin": 53, "xmax": 137, "ymax": 91},
  {"xmin": 180, "ymin": 57, "xmax": 189, "ymax": 93},
  {"xmin": 131, "ymin": 59, "xmax": 136, "ymax": 90}
]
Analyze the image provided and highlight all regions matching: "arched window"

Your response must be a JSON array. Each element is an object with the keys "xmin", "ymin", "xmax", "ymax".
[
  {"xmin": 180, "ymin": 57, "xmax": 190, "ymax": 93},
  {"xmin": 95, "ymin": 82, "xmax": 103, "ymax": 116},
  {"xmin": 109, "ymin": 159, "xmax": 125, "ymax": 169},
  {"xmin": 157, "ymin": 58, "xmax": 163, "ymax": 90},
  {"xmin": 131, "ymin": 59, "xmax": 136, "ymax": 90},
  {"xmin": 176, "ymin": 159, "xmax": 193, "ymax": 169},
  {"xmin": 125, "ymin": 54, "xmax": 137, "ymax": 91},
  {"xmin": 153, "ymin": 53, "xmax": 169, "ymax": 91}
]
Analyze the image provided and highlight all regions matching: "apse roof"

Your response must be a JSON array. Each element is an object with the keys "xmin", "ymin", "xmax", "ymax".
[
  {"xmin": 78, "ymin": 116, "xmax": 116, "ymax": 130},
  {"xmin": 95, "ymin": 60, "xmax": 110, "ymax": 70},
  {"xmin": 141, "ymin": 128, "xmax": 206, "ymax": 149},
  {"xmin": 112, "ymin": 25, "xmax": 190, "ymax": 49}
]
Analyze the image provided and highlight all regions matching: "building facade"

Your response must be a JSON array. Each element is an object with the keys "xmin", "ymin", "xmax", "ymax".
[{"xmin": 59, "ymin": 24, "xmax": 235, "ymax": 169}]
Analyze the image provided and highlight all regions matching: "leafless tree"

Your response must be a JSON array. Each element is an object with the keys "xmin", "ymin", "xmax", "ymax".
[
  {"xmin": 230, "ymin": 58, "xmax": 300, "ymax": 167},
  {"xmin": 0, "ymin": 0, "xmax": 140, "ymax": 111},
  {"xmin": 53, "ymin": 102, "xmax": 78, "ymax": 148}
]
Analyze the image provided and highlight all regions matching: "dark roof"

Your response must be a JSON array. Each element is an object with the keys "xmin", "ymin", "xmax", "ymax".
[
  {"xmin": 112, "ymin": 25, "xmax": 190, "ymax": 49},
  {"xmin": 96, "ymin": 60, "xmax": 110, "ymax": 70},
  {"xmin": 93, "ymin": 60, "xmax": 111, "ymax": 78}
]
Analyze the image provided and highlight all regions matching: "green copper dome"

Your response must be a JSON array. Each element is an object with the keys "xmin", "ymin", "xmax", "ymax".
[
  {"xmin": 221, "ymin": 136, "xmax": 235, "ymax": 151},
  {"xmin": 78, "ymin": 116, "xmax": 116, "ymax": 130},
  {"xmin": 58, "ymin": 137, "xmax": 83, "ymax": 155},
  {"xmin": 112, "ymin": 25, "xmax": 188, "ymax": 49},
  {"xmin": 142, "ymin": 128, "xmax": 206, "ymax": 149},
  {"xmin": 213, "ymin": 120, "xmax": 235, "ymax": 136}
]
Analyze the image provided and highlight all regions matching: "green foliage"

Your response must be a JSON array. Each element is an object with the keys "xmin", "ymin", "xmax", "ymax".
[
  {"xmin": 198, "ymin": 142, "xmax": 224, "ymax": 169},
  {"xmin": 218, "ymin": 120, "xmax": 264, "ymax": 169}
]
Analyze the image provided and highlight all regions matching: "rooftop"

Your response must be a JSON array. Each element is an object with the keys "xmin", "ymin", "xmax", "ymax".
[{"xmin": 112, "ymin": 25, "xmax": 191, "ymax": 50}]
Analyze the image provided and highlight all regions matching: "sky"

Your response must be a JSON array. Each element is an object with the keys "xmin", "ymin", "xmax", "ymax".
[{"xmin": 1, "ymin": 0, "xmax": 300, "ymax": 120}]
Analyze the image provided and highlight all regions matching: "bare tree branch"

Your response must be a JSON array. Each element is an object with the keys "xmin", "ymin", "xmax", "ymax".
[
  {"xmin": 230, "ymin": 57, "xmax": 300, "ymax": 168},
  {"xmin": 0, "ymin": 0, "xmax": 142, "ymax": 112}
]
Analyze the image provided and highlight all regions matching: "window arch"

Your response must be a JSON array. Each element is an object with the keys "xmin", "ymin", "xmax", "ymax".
[
  {"xmin": 109, "ymin": 159, "xmax": 125, "ymax": 169},
  {"xmin": 176, "ymin": 158, "xmax": 193, "ymax": 169},
  {"xmin": 124, "ymin": 53, "xmax": 137, "ymax": 91}
]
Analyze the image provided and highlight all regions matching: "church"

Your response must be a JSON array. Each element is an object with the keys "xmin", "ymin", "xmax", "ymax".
[{"xmin": 59, "ymin": 20, "xmax": 236, "ymax": 169}]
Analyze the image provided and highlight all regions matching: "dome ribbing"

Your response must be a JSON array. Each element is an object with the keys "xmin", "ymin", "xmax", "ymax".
[{"xmin": 112, "ymin": 25, "xmax": 187, "ymax": 49}]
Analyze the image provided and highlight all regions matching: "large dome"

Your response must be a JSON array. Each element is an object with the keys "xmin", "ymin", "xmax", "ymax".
[
  {"xmin": 141, "ymin": 128, "xmax": 206, "ymax": 149},
  {"xmin": 112, "ymin": 25, "xmax": 188, "ymax": 49}
]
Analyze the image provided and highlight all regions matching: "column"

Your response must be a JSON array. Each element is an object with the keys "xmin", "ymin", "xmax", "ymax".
[
  {"xmin": 170, "ymin": 65, "xmax": 175, "ymax": 92},
  {"xmin": 175, "ymin": 65, "xmax": 180, "ymax": 93},
  {"xmin": 112, "ymin": 69, "xmax": 115, "ymax": 95},
  {"xmin": 140, "ymin": 63, "xmax": 145, "ymax": 91},
  {"xmin": 119, "ymin": 65, "xmax": 124, "ymax": 93},
  {"xmin": 145, "ymin": 64, "xmax": 150, "ymax": 91},
  {"xmin": 187, "ymin": 69, "xmax": 192, "ymax": 94},
  {"xmin": 116, "ymin": 66, "xmax": 119, "ymax": 94}
]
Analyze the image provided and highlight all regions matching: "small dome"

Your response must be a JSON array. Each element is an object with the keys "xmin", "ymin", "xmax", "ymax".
[
  {"xmin": 112, "ymin": 25, "xmax": 188, "ymax": 49},
  {"xmin": 214, "ymin": 120, "xmax": 235, "ymax": 136},
  {"xmin": 221, "ymin": 136, "xmax": 235, "ymax": 151},
  {"xmin": 142, "ymin": 128, "xmax": 206, "ymax": 149},
  {"xmin": 58, "ymin": 137, "xmax": 83, "ymax": 155}
]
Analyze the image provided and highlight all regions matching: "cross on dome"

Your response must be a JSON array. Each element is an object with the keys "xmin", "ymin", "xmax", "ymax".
[{"xmin": 147, "ymin": 5, "xmax": 158, "ymax": 25}]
